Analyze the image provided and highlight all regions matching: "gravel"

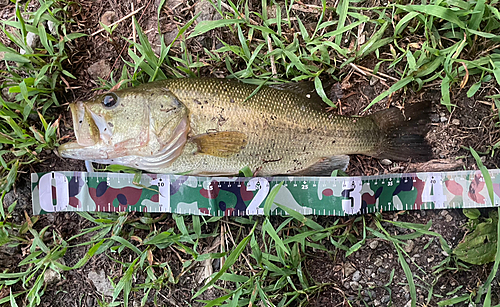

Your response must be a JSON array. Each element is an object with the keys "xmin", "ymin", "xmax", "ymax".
[{"xmin": 352, "ymin": 270, "xmax": 362, "ymax": 282}]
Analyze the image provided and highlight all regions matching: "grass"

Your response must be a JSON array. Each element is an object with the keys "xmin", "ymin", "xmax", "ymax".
[{"xmin": 0, "ymin": 0, "xmax": 500, "ymax": 306}]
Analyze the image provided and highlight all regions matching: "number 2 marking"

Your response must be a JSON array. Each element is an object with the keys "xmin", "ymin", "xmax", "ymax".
[{"xmin": 246, "ymin": 178, "xmax": 270, "ymax": 215}]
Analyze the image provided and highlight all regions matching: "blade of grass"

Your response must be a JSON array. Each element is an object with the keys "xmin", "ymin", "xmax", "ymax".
[
  {"xmin": 193, "ymin": 221, "xmax": 257, "ymax": 299},
  {"xmin": 364, "ymin": 76, "xmax": 413, "ymax": 111}
]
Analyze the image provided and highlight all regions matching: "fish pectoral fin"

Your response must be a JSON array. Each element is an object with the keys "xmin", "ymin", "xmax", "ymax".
[
  {"xmin": 290, "ymin": 155, "xmax": 350, "ymax": 176},
  {"xmin": 192, "ymin": 131, "xmax": 248, "ymax": 158}
]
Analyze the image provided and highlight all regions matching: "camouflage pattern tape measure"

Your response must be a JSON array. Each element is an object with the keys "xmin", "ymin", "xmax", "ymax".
[{"xmin": 31, "ymin": 170, "xmax": 500, "ymax": 216}]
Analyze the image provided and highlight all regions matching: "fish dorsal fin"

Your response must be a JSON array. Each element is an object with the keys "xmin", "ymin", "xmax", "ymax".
[
  {"xmin": 192, "ymin": 131, "xmax": 248, "ymax": 157},
  {"xmin": 269, "ymin": 80, "xmax": 333, "ymax": 104}
]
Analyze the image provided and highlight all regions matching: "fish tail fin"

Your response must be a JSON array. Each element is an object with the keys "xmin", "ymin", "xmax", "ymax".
[{"xmin": 369, "ymin": 101, "xmax": 432, "ymax": 161}]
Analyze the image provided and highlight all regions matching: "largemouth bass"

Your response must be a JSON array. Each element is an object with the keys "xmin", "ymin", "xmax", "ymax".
[{"xmin": 58, "ymin": 78, "xmax": 431, "ymax": 176}]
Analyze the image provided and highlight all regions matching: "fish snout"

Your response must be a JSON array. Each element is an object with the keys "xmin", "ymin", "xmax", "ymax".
[{"xmin": 70, "ymin": 102, "xmax": 100, "ymax": 146}]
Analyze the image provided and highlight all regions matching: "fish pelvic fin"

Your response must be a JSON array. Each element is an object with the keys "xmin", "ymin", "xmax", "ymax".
[
  {"xmin": 370, "ymin": 101, "xmax": 432, "ymax": 161},
  {"xmin": 288, "ymin": 155, "xmax": 350, "ymax": 176},
  {"xmin": 192, "ymin": 131, "xmax": 248, "ymax": 158}
]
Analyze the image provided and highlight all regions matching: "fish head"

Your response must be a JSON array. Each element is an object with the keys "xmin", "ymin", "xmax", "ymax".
[{"xmin": 59, "ymin": 86, "xmax": 189, "ymax": 164}]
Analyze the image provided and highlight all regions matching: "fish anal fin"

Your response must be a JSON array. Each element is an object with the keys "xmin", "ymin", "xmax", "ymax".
[
  {"xmin": 290, "ymin": 155, "xmax": 350, "ymax": 176},
  {"xmin": 192, "ymin": 131, "xmax": 248, "ymax": 158}
]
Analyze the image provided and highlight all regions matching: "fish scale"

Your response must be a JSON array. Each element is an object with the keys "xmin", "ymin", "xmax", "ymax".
[
  {"xmin": 159, "ymin": 78, "xmax": 382, "ymax": 175},
  {"xmin": 31, "ymin": 169, "xmax": 500, "ymax": 216}
]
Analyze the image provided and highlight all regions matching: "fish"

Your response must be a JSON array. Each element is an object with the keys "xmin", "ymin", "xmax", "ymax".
[{"xmin": 58, "ymin": 78, "xmax": 432, "ymax": 176}]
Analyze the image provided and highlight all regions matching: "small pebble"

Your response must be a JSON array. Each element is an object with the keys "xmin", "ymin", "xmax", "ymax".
[
  {"xmin": 404, "ymin": 240, "xmax": 415, "ymax": 253},
  {"xmin": 377, "ymin": 267, "xmax": 388, "ymax": 274},
  {"xmin": 344, "ymin": 262, "xmax": 356, "ymax": 277},
  {"xmin": 374, "ymin": 258, "xmax": 383, "ymax": 267},
  {"xmin": 352, "ymin": 270, "xmax": 362, "ymax": 282},
  {"xmin": 430, "ymin": 113, "xmax": 440, "ymax": 123},
  {"xmin": 404, "ymin": 300, "xmax": 412, "ymax": 307},
  {"xmin": 100, "ymin": 11, "xmax": 116, "ymax": 26},
  {"xmin": 381, "ymin": 295, "xmax": 391, "ymax": 304},
  {"xmin": 440, "ymin": 116, "xmax": 447, "ymax": 122},
  {"xmin": 44, "ymin": 268, "xmax": 62, "ymax": 284},
  {"xmin": 369, "ymin": 240, "xmax": 379, "ymax": 249},
  {"xmin": 452, "ymin": 118, "xmax": 460, "ymax": 125},
  {"xmin": 350, "ymin": 281, "xmax": 361, "ymax": 290},
  {"xmin": 381, "ymin": 159, "xmax": 392, "ymax": 165},
  {"xmin": 442, "ymin": 250, "xmax": 449, "ymax": 257},
  {"xmin": 427, "ymin": 256, "xmax": 435, "ymax": 263},
  {"xmin": 373, "ymin": 299, "xmax": 381, "ymax": 306}
]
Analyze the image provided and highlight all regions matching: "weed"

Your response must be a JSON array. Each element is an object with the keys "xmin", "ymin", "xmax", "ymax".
[{"xmin": 0, "ymin": 0, "xmax": 86, "ymax": 193}]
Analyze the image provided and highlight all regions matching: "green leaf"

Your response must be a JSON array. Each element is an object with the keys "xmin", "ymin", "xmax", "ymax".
[
  {"xmin": 454, "ymin": 214, "xmax": 497, "ymax": 265},
  {"xmin": 110, "ymin": 235, "xmax": 142, "ymax": 255},
  {"xmin": 395, "ymin": 11, "xmax": 420, "ymax": 36},
  {"xmin": 493, "ymin": 67, "xmax": 500, "ymax": 87},
  {"xmin": 469, "ymin": 0, "xmax": 485, "ymax": 31},
  {"xmin": 479, "ymin": 208, "xmax": 500, "ymax": 303},
  {"xmin": 188, "ymin": 19, "xmax": 245, "ymax": 39},
  {"xmin": 463, "ymin": 208, "xmax": 481, "ymax": 220},
  {"xmin": 467, "ymin": 28, "xmax": 500, "ymax": 39},
  {"xmin": 2, "ymin": 52, "xmax": 30, "ymax": 63},
  {"xmin": 65, "ymin": 32, "xmax": 87, "ymax": 41},
  {"xmin": 38, "ymin": 23, "xmax": 53, "ymax": 54},
  {"xmin": 467, "ymin": 81, "xmax": 482, "ymax": 97},
  {"xmin": 334, "ymin": 0, "xmax": 350, "ymax": 46},
  {"xmin": 437, "ymin": 294, "xmax": 470, "ymax": 306},
  {"xmin": 112, "ymin": 256, "xmax": 139, "ymax": 306},
  {"xmin": 239, "ymin": 166, "xmax": 253, "ymax": 177},
  {"xmin": 396, "ymin": 5, "xmax": 466, "ymax": 29},
  {"xmin": 314, "ymin": 75, "xmax": 334, "ymax": 106},
  {"xmin": 357, "ymin": 22, "xmax": 389, "ymax": 58},
  {"xmin": 273, "ymin": 202, "xmax": 323, "ymax": 230},
  {"xmin": 396, "ymin": 244, "xmax": 417, "ymax": 307},
  {"xmin": 9, "ymin": 289, "xmax": 19, "ymax": 307},
  {"xmin": 263, "ymin": 218, "xmax": 290, "ymax": 255},
  {"xmin": 364, "ymin": 76, "xmax": 414, "ymax": 111},
  {"xmin": 193, "ymin": 222, "xmax": 257, "ymax": 299},
  {"xmin": 68, "ymin": 239, "xmax": 106, "ymax": 270},
  {"xmin": 264, "ymin": 182, "xmax": 283, "ymax": 216},
  {"xmin": 297, "ymin": 16, "xmax": 310, "ymax": 43}
]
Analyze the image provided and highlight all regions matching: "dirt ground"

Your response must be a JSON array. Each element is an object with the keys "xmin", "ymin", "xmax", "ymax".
[{"xmin": 1, "ymin": 0, "xmax": 500, "ymax": 306}]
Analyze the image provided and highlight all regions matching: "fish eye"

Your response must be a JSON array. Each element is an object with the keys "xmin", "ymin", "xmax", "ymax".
[{"xmin": 102, "ymin": 93, "xmax": 118, "ymax": 108}]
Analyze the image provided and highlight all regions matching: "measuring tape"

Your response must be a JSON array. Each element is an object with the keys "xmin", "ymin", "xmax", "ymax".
[{"xmin": 31, "ymin": 170, "xmax": 500, "ymax": 216}]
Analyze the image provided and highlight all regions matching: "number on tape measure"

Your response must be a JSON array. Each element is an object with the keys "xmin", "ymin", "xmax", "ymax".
[
  {"xmin": 342, "ymin": 177, "xmax": 362, "ymax": 215},
  {"xmin": 422, "ymin": 173, "xmax": 445, "ymax": 208},
  {"xmin": 246, "ymin": 178, "xmax": 270, "ymax": 215},
  {"xmin": 38, "ymin": 172, "xmax": 69, "ymax": 212}
]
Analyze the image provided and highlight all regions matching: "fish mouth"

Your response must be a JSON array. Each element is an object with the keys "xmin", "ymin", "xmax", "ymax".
[
  {"xmin": 70, "ymin": 102, "xmax": 100, "ymax": 147},
  {"xmin": 58, "ymin": 102, "xmax": 110, "ymax": 159}
]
